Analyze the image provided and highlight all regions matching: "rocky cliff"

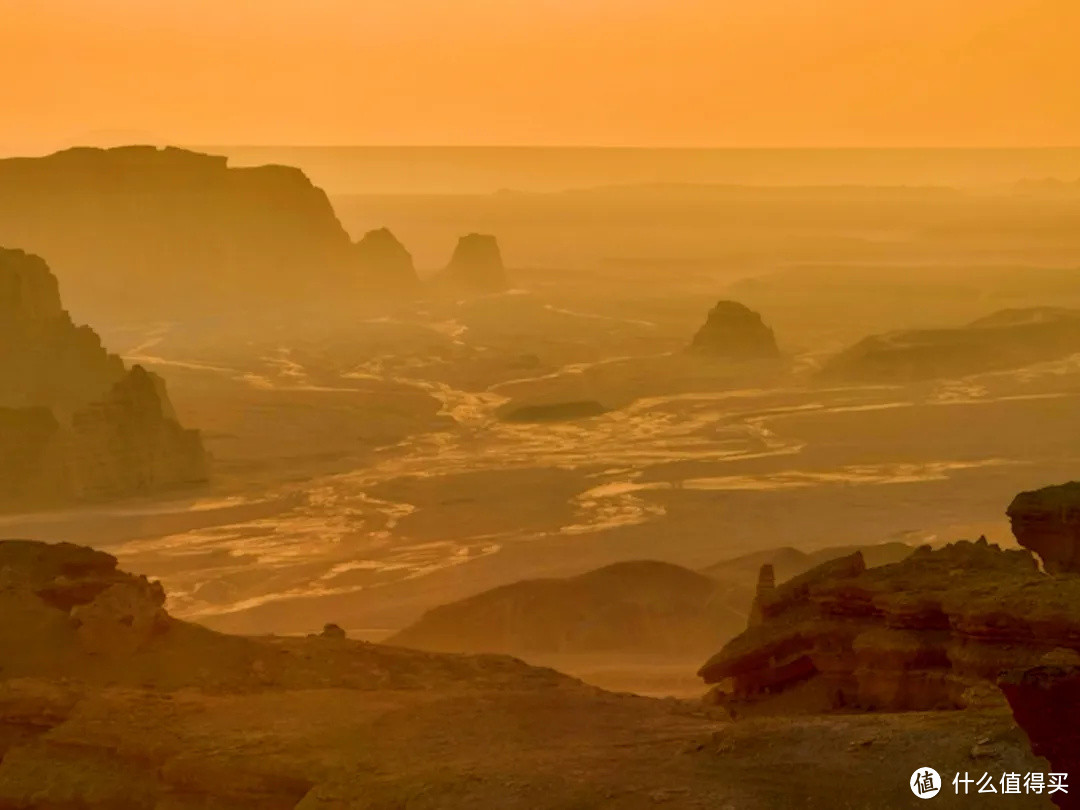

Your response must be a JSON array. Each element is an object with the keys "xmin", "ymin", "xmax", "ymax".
[
  {"xmin": 1008, "ymin": 481, "xmax": 1080, "ymax": 574},
  {"xmin": 65, "ymin": 365, "xmax": 207, "ymax": 501},
  {"xmin": 698, "ymin": 537, "xmax": 1080, "ymax": 716},
  {"xmin": 999, "ymin": 660, "xmax": 1080, "ymax": 810},
  {"xmin": 689, "ymin": 300, "xmax": 780, "ymax": 359},
  {"xmin": 0, "ymin": 248, "xmax": 124, "ymax": 412},
  {"xmin": 439, "ymin": 233, "xmax": 508, "ymax": 292},
  {"xmin": 0, "ymin": 146, "xmax": 413, "ymax": 321},
  {"xmin": 818, "ymin": 306, "xmax": 1080, "ymax": 382},
  {"xmin": 0, "ymin": 248, "xmax": 206, "ymax": 509},
  {"xmin": 0, "ymin": 408, "xmax": 68, "ymax": 505}
]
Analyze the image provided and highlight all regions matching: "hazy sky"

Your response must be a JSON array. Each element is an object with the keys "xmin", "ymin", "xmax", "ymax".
[{"xmin": 3, "ymin": 0, "xmax": 1078, "ymax": 151}]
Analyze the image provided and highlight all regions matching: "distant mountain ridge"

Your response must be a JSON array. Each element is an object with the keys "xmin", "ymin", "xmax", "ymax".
[
  {"xmin": 0, "ymin": 146, "xmax": 384, "ymax": 321},
  {"xmin": 0, "ymin": 146, "xmax": 509, "ymax": 321},
  {"xmin": 200, "ymin": 145, "xmax": 1080, "ymax": 195},
  {"xmin": 819, "ymin": 306, "xmax": 1080, "ymax": 382}
]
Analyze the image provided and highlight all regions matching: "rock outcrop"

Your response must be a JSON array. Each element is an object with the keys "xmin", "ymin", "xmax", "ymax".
[
  {"xmin": 352, "ymin": 227, "xmax": 419, "ymax": 293},
  {"xmin": 689, "ymin": 300, "xmax": 780, "ymax": 359},
  {"xmin": 0, "ymin": 248, "xmax": 124, "ymax": 412},
  {"xmin": 699, "ymin": 541, "xmax": 914, "ymax": 586},
  {"xmin": 319, "ymin": 622, "xmax": 347, "ymax": 640},
  {"xmin": 0, "ymin": 146, "xmax": 416, "ymax": 320},
  {"xmin": 698, "ymin": 538, "xmax": 1080, "ymax": 716},
  {"xmin": 0, "ymin": 540, "xmax": 570, "ymax": 691},
  {"xmin": 65, "ymin": 365, "xmax": 207, "ymax": 501},
  {"xmin": 439, "ymin": 233, "xmax": 508, "ymax": 292},
  {"xmin": 1008, "ymin": 481, "xmax": 1080, "ymax": 574},
  {"xmin": 999, "ymin": 660, "xmax": 1080, "ymax": 810},
  {"xmin": 0, "ymin": 248, "xmax": 206, "ymax": 509},
  {"xmin": 0, "ymin": 540, "xmax": 669, "ymax": 809},
  {"xmin": 818, "ymin": 306, "xmax": 1080, "ymax": 382},
  {"xmin": 0, "ymin": 540, "xmax": 171, "ymax": 670}
]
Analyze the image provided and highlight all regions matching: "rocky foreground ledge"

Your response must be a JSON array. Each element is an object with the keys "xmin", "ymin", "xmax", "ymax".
[
  {"xmin": 700, "ymin": 482, "xmax": 1080, "ymax": 717},
  {"xmin": 697, "ymin": 480, "xmax": 1080, "ymax": 809},
  {"xmin": 999, "ymin": 662, "xmax": 1080, "ymax": 810},
  {"xmin": 698, "ymin": 539, "xmax": 1071, "ymax": 714},
  {"xmin": 0, "ymin": 538, "xmax": 1058, "ymax": 809}
]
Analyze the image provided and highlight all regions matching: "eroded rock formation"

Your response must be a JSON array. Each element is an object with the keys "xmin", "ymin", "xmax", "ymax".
[
  {"xmin": 439, "ymin": 233, "xmax": 508, "ymax": 292},
  {"xmin": 0, "ymin": 146, "xmax": 416, "ymax": 320},
  {"xmin": 0, "ymin": 248, "xmax": 124, "ymax": 412},
  {"xmin": 0, "ymin": 540, "xmax": 171, "ymax": 669},
  {"xmin": 0, "ymin": 540, "xmax": 640, "ymax": 809},
  {"xmin": 999, "ymin": 659, "xmax": 1080, "ymax": 810},
  {"xmin": 66, "ymin": 365, "xmax": 207, "ymax": 501},
  {"xmin": 689, "ymin": 300, "xmax": 780, "ymax": 359},
  {"xmin": 1008, "ymin": 481, "xmax": 1080, "ymax": 574},
  {"xmin": 698, "ymin": 539, "xmax": 1080, "ymax": 716},
  {"xmin": 0, "ymin": 248, "xmax": 206, "ymax": 509},
  {"xmin": 352, "ymin": 227, "xmax": 419, "ymax": 293}
]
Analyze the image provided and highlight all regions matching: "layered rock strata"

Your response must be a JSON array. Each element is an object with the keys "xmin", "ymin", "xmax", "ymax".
[
  {"xmin": 999, "ymin": 660, "xmax": 1080, "ymax": 810},
  {"xmin": 699, "ymin": 539, "xmax": 1080, "ymax": 715},
  {"xmin": 1008, "ymin": 481, "xmax": 1080, "ymax": 574}
]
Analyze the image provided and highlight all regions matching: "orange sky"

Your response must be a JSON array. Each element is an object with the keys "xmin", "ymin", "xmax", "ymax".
[{"xmin": 2, "ymin": 0, "xmax": 1078, "ymax": 151}]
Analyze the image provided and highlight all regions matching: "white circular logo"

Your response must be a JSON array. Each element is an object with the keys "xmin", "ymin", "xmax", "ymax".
[{"xmin": 911, "ymin": 768, "xmax": 941, "ymax": 799}]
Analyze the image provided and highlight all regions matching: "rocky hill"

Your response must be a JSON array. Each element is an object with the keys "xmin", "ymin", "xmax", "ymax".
[
  {"xmin": 0, "ymin": 146, "xmax": 415, "ymax": 321},
  {"xmin": 689, "ymin": 300, "xmax": 780, "ymax": 359},
  {"xmin": 438, "ymin": 233, "xmax": 508, "ymax": 292},
  {"xmin": 352, "ymin": 227, "xmax": 420, "ymax": 293},
  {"xmin": 390, "ymin": 561, "xmax": 732, "ymax": 656},
  {"xmin": 1008, "ymin": 480, "xmax": 1080, "ymax": 574},
  {"xmin": 818, "ymin": 306, "xmax": 1080, "ymax": 382},
  {"xmin": 390, "ymin": 545, "xmax": 914, "ymax": 660},
  {"xmin": 0, "ymin": 248, "xmax": 206, "ymax": 509},
  {"xmin": 0, "ymin": 539, "xmax": 1053, "ymax": 809}
]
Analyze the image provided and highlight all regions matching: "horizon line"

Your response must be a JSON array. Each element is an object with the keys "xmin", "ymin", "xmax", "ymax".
[{"xmin": 186, "ymin": 143, "xmax": 1080, "ymax": 151}]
